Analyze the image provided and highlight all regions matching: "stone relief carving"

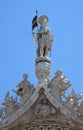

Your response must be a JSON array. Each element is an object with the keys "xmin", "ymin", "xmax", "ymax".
[
  {"xmin": 63, "ymin": 88, "xmax": 82, "ymax": 111},
  {"xmin": 35, "ymin": 91, "xmax": 56, "ymax": 117},
  {"xmin": 35, "ymin": 104, "xmax": 51, "ymax": 117}
]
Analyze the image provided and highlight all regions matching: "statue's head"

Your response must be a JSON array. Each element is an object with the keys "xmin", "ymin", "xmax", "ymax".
[
  {"xmin": 39, "ymin": 15, "xmax": 48, "ymax": 26},
  {"xmin": 55, "ymin": 70, "xmax": 62, "ymax": 77},
  {"xmin": 23, "ymin": 74, "xmax": 28, "ymax": 80}
]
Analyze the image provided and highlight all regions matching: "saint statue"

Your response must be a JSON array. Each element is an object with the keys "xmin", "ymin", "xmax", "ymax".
[{"xmin": 32, "ymin": 13, "xmax": 53, "ymax": 57}]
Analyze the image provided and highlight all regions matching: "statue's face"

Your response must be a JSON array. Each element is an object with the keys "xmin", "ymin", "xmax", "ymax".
[{"xmin": 41, "ymin": 19, "xmax": 47, "ymax": 27}]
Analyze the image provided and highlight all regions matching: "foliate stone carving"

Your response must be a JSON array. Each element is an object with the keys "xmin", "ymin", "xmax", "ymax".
[
  {"xmin": 2, "ymin": 92, "xmax": 20, "ymax": 117},
  {"xmin": 63, "ymin": 88, "xmax": 82, "ymax": 111},
  {"xmin": 49, "ymin": 70, "xmax": 71, "ymax": 101},
  {"xmin": 77, "ymin": 100, "xmax": 83, "ymax": 116}
]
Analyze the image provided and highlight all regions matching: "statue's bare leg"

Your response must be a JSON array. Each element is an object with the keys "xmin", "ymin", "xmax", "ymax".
[
  {"xmin": 40, "ymin": 45, "xmax": 44, "ymax": 57},
  {"xmin": 45, "ymin": 47, "xmax": 48, "ymax": 57},
  {"xmin": 40, "ymin": 47, "xmax": 44, "ymax": 57}
]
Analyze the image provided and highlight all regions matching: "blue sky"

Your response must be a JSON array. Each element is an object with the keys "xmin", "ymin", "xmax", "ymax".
[{"xmin": 0, "ymin": 0, "xmax": 83, "ymax": 101}]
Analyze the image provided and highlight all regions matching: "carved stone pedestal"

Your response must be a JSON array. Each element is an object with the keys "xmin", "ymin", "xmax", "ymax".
[{"xmin": 35, "ymin": 57, "xmax": 51, "ymax": 85}]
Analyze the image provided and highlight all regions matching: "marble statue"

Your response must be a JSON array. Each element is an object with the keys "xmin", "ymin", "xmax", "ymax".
[
  {"xmin": 13, "ymin": 74, "xmax": 34, "ymax": 97},
  {"xmin": 49, "ymin": 70, "xmax": 71, "ymax": 101},
  {"xmin": 33, "ymin": 15, "xmax": 53, "ymax": 57},
  {"xmin": 13, "ymin": 74, "xmax": 35, "ymax": 105}
]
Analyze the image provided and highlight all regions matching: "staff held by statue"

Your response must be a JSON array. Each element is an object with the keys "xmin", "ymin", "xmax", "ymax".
[{"xmin": 32, "ymin": 10, "xmax": 38, "ymax": 45}]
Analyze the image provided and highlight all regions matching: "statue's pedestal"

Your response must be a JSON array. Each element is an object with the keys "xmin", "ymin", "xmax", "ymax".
[{"xmin": 35, "ymin": 57, "xmax": 51, "ymax": 85}]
